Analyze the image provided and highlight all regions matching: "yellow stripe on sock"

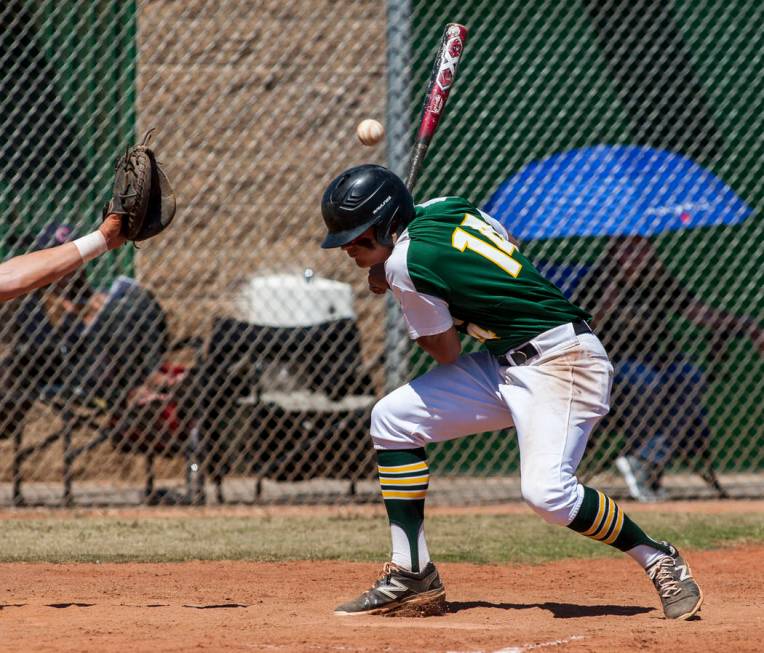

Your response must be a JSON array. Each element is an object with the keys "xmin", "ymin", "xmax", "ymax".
[
  {"xmin": 381, "ymin": 490, "xmax": 428, "ymax": 500},
  {"xmin": 377, "ymin": 462, "xmax": 429, "ymax": 474},
  {"xmin": 380, "ymin": 475, "xmax": 429, "ymax": 485},
  {"xmin": 592, "ymin": 498, "xmax": 618, "ymax": 540},
  {"xmin": 581, "ymin": 492, "xmax": 606, "ymax": 536},
  {"xmin": 602, "ymin": 505, "xmax": 625, "ymax": 545}
]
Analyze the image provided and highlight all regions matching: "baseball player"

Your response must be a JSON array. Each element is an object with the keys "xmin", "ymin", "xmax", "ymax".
[
  {"xmin": 0, "ymin": 214, "xmax": 125, "ymax": 303},
  {"xmin": 320, "ymin": 164, "xmax": 703, "ymax": 620}
]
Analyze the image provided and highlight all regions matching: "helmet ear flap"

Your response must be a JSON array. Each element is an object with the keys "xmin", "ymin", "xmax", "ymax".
[
  {"xmin": 374, "ymin": 205, "xmax": 403, "ymax": 247},
  {"xmin": 374, "ymin": 218, "xmax": 395, "ymax": 247}
]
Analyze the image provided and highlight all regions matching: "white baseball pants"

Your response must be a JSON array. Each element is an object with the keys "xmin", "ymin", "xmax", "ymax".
[{"xmin": 371, "ymin": 323, "xmax": 614, "ymax": 525}]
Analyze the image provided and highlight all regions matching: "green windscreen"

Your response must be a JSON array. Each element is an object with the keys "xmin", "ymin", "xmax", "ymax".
[
  {"xmin": 0, "ymin": 0, "xmax": 137, "ymax": 281},
  {"xmin": 408, "ymin": 1, "xmax": 763, "ymax": 474}
]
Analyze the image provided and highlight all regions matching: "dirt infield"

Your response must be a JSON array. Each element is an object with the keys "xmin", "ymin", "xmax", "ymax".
[{"xmin": 1, "ymin": 545, "xmax": 761, "ymax": 652}]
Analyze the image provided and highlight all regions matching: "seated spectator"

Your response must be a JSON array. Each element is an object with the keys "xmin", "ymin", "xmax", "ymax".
[
  {"xmin": 576, "ymin": 236, "xmax": 763, "ymax": 501},
  {"xmin": 0, "ymin": 222, "xmax": 160, "ymax": 441}
]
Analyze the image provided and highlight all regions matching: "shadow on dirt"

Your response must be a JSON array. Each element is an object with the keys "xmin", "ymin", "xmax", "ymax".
[
  {"xmin": 446, "ymin": 601, "xmax": 655, "ymax": 618},
  {"xmin": 182, "ymin": 603, "xmax": 250, "ymax": 609}
]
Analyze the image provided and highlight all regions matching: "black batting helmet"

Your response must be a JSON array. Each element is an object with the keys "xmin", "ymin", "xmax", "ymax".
[{"xmin": 320, "ymin": 164, "xmax": 414, "ymax": 249}]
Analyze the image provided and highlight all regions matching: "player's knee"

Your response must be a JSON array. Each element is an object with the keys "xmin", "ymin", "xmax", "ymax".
[
  {"xmin": 521, "ymin": 477, "xmax": 578, "ymax": 526},
  {"xmin": 370, "ymin": 394, "xmax": 420, "ymax": 449},
  {"xmin": 370, "ymin": 394, "xmax": 395, "ymax": 436}
]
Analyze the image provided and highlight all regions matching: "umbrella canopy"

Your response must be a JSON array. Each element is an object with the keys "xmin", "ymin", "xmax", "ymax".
[{"xmin": 483, "ymin": 145, "xmax": 753, "ymax": 240}]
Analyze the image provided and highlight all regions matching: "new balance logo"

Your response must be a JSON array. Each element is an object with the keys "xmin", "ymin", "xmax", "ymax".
[
  {"xmin": 376, "ymin": 577, "xmax": 409, "ymax": 600},
  {"xmin": 676, "ymin": 564, "xmax": 691, "ymax": 581}
]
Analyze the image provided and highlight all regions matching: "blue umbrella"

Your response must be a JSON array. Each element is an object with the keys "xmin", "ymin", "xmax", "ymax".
[{"xmin": 483, "ymin": 145, "xmax": 753, "ymax": 240}]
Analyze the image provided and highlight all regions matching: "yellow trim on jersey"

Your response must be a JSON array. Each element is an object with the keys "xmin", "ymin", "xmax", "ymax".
[
  {"xmin": 581, "ymin": 492, "xmax": 606, "ymax": 536},
  {"xmin": 378, "ymin": 462, "xmax": 429, "ymax": 474},
  {"xmin": 380, "ymin": 475, "xmax": 429, "ymax": 485},
  {"xmin": 381, "ymin": 490, "xmax": 428, "ymax": 500}
]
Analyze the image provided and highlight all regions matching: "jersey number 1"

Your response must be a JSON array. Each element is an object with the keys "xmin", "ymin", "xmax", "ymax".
[{"xmin": 451, "ymin": 214, "xmax": 522, "ymax": 277}]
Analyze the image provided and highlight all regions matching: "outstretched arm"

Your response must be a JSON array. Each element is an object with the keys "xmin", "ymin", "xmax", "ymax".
[
  {"xmin": 649, "ymin": 252, "xmax": 762, "ymax": 353},
  {"xmin": 0, "ymin": 214, "xmax": 125, "ymax": 302},
  {"xmin": 681, "ymin": 296, "xmax": 763, "ymax": 354}
]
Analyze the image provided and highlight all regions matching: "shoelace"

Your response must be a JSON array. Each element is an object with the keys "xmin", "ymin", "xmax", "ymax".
[
  {"xmin": 367, "ymin": 562, "xmax": 402, "ymax": 595},
  {"xmin": 377, "ymin": 561, "xmax": 401, "ymax": 583},
  {"xmin": 649, "ymin": 557, "xmax": 682, "ymax": 598}
]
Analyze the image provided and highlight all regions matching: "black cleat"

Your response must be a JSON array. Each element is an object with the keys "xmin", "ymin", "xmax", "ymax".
[
  {"xmin": 646, "ymin": 543, "xmax": 704, "ymax": 620},
  {"xmin": 334, "ymin": 561, "xmax": 446, "ymax": 617}
]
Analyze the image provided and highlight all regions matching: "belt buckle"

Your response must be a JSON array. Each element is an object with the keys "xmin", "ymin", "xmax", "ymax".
[
  {"xmin": 510, "ymin": 342, "xmax": 539, "ymax": 366},
  {"xmin": 511, "ymin": 349, "xmax": 530, "ymax": 365}
]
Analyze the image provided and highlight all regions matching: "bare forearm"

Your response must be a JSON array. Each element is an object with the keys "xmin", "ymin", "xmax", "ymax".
[
  {"xmin": 683, "ymin": 302, "xmax": 759, "ymax": 335},
  {"xmin": 0, "ymin": 217, "xmax": 125, "ymax": 303},
  {"xmin": 417, "ymin": 327, "xmax": 462, "ymax": 365},
  {"xmin": 0, "ymin": 243, "xmax": 85, "ymax": 301}
]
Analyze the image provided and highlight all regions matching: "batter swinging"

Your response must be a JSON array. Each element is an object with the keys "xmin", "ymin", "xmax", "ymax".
[{"xmin": 320, "ymin": 164, "xmax": 703, "ymax": 620}]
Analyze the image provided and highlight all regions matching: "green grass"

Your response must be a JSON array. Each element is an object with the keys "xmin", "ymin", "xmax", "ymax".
[{"xmin": 0, "ymin": 511, "xmax": 762, "ymax": 564}]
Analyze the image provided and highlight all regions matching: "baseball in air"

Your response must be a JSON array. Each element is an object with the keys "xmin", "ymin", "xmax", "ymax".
[{"xmin": 356, "ymin": 119, "xmax": 385, "ymax": 146}]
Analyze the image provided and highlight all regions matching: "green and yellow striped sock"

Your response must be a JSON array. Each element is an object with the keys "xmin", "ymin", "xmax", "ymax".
[
  {"xmin": 568, "ymin": 486, "xmax": 672, "ymax": 554},
  {"xmin": 377, "ymin": 448, "xmax": 430, "ymax": 572}
]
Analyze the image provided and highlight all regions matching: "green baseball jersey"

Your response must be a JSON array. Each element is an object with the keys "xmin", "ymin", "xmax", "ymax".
[{"xmin": 385, "ymin": 196, "xmax": 590, "ymax": 355}]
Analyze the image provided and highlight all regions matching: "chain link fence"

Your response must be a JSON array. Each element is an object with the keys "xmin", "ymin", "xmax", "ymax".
[{"xmin": 0, "ymin": 0, "xmax": 761, "ymax": 507}]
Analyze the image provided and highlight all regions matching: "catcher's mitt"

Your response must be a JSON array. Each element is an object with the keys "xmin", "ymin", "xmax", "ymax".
[{"xmin": 106, "ymin": 129, "xmax": 176, "ymax": 242}]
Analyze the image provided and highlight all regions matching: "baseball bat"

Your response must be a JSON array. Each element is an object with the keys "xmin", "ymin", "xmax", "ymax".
[{"xmin": 404, "ymin": 23, "xmax": 468, "ymax": 193}]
